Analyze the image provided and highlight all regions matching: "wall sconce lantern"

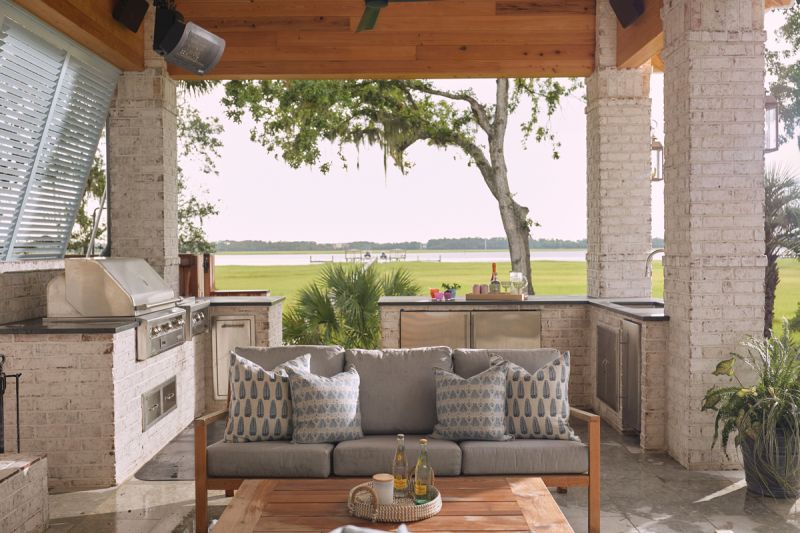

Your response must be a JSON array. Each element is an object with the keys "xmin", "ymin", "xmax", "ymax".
[
  {"xmin": 650, "ymin": 135, "xmax": 664, "ymax": 182},
  {"xmin": 765, "ymin": 94, "xmax": 779, "ymax": 154}
]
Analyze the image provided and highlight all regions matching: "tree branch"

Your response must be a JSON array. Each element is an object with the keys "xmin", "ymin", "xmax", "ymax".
[{"xmin": 407, "ymin": 82, "xmax": 493, "ymax": 136}]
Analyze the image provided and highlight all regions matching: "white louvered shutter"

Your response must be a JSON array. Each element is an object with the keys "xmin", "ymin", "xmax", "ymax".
[{"xmin": 0, "ymin": 3, "xmax": 119, "ymax": 261}]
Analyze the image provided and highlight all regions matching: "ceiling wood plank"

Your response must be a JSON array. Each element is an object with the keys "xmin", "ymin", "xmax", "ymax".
[
  {"xmin": 169, "ymin": 0, "xmax": 595, "ymax": 79},
  {"xmin": 13, "ymin": 0, "xmax": 143, "ymax": 70},
  {"xmin": 496, "ymin": 0, "xmax": 594, "ymax": 15}
]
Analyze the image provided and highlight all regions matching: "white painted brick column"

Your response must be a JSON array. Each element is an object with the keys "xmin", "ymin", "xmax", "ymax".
[
  {"xmin": 662, "ymin": 0, "xmax": 767, "ymax": 469},
  {"xmin": 586, "ymin": 1, "xmax": 654, "ymax": 299},
  {"xmin": 107, "ymin": 11, "xmax": 179, "ymax": 289}
]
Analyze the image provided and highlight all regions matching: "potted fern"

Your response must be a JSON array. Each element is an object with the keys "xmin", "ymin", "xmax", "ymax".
[{"xmin": 701, "ymin": 323, "xmax": 800, "ymax": 498}]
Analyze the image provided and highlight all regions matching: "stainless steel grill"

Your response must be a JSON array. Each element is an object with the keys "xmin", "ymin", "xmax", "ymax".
[{"xmin": 46, "ymin": 258, "xmax": 186, "ymax": 361}]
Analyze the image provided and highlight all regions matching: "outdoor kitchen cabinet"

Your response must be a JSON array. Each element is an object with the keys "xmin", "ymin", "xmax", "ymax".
[
  {"xmin": 211, "ymin": 315, "xmax": 255, "ymax": 400},
  {"xmin": 399, "ymin": 310, "xmax": 541, "ymax": 349}
]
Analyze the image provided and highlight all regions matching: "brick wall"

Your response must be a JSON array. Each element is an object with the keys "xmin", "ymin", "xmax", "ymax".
[
  {"xmin": 0, "ymin": 455, "xmax": 48, "ymax": 533},
  {"xmin": 662, "ymin": 0, "xmax": 766, "ymax": 468},
  {"xmin": 586, "ymin": 0, "xmax": 653, "ymax": 299},
  {"xmin": 0, "ymin": 331, "xmax": 204, "ymax": 490},
  {"xmin": 380, "ymin": 304, "xmax": 592, "ymax": 409},
  {"xmin": 0, "ymin": 263, "xmax": 62, "ymax": 325}
]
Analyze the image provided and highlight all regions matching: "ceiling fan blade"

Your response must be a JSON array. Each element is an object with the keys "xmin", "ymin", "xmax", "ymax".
[{"xmin": 356, "ymin": 5, "xmax": 382, "ymax": 32}]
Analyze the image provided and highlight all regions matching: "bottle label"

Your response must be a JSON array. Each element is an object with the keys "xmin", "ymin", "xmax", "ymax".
[
  {"xmin": 414, "ymin": 481, "xmax": 427, "ymax": 497},
  {"xmin": 394, "ymin": 478, "xmax": 408, "ymax": 490}
]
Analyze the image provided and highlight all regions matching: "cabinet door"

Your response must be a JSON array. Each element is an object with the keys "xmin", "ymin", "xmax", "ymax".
[
  {"xmin": 596, "ymin": 324, "xmax": 619, "ymax": 411},
  {"xmin": 471, "ymin": 311, "xmax": 542, "ymax": 349},
  {"xmin": 212, "ymin": 316, "xmax": 255, "ymax": 400},
  {"xmin": 622, "ymin": 320, "xmax": 642, "ymax": 432},
  {"xmin": 400, "ymin": 311, "xmax": 470, "ymax": 348}
]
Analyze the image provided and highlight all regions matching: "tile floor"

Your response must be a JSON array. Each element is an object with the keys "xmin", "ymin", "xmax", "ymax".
[{"xmin": 45, "ymin": 421, "xmax": 800, "ymax": 533}]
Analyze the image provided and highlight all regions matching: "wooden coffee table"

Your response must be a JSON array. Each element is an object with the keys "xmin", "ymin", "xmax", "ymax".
[{"xmin": 213, "ymin": 476, "xmax": 574, "ymax": 532}]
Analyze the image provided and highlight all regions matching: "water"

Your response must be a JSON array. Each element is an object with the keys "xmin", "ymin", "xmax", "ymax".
[{"xmin": 214, "ymin": 250, "xmax": 587, "ymax": 267}]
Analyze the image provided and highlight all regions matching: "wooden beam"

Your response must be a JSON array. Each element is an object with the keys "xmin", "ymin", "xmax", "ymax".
[
  {"xmin": 765, "ymin": 0, "xmax": 793, "ymax": 9},
  {"xmin": 616, "ymin": 0, "xmax": 663, "ymax": 69},
  {"xmin": 13, "ymin": 0, "xmax": 144, "ymax": 71}
]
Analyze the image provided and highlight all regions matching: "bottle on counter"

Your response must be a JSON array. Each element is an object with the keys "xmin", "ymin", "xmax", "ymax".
[
  {"xmin": 392, "ymin": 434, "xmax": 409, "ymax": 498},
  {"xmin": 413, "ymin": 438, "xmax": 434, "ymax": 504},
  {"xmin": 489, "ymin": 262, "xmax": 501, "ymax": 293}
]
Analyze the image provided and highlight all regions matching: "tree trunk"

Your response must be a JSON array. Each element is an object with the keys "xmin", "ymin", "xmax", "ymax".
[
  {"xmin": 765, "ymin": 254, "xmax": 779, "ymax": 338},
  {"xmin": 496, "ymin": 194, "xmax": 535, "ymax": 294}
]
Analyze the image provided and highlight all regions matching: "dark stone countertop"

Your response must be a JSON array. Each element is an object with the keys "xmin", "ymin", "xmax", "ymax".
[
  {"xmin": 378, "ymin": 296, "xmax": 668, "ymax": 322},
  {"xmin": 0, "ymin": 318, "xmax": 139, "ymax": 335},
  {"xmin": 209, "ymin": 296, "xmax": 285, "ymax": 307}
]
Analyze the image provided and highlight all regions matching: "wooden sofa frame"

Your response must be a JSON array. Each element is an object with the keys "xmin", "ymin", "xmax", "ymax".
[{"xmin": 194, "ymin": 407, "xmax": 600, "ymax": 533}]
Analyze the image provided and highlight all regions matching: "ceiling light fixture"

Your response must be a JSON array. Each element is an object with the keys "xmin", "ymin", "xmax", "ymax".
[{"xmin": 153, "ymin": 0, "xmax": 225, "ymax": 75}]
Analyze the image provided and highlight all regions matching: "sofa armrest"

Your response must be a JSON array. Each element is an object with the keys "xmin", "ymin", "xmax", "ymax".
[
  {"xmin": 569, "ymin": 407, "xmax": 599, "ymax": 424},
  {"xmin": 196, "ymin": 409, "xmax": 228, "ymax": 427}
]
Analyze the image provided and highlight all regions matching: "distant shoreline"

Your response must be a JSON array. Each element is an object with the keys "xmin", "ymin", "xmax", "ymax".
[{"xmin": 215, "ymin": 248, "xmax": 586, "ymax": 255}]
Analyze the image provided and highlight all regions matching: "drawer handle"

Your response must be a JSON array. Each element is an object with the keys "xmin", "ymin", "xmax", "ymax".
[
  {"xmin": 221, "ymin": 324, "xmax": 246, "ymax": 328},
  {"xmin": 149, "ymin": 403, "xmax": 160, "ymax": 412},
  {"xmin": 165, "ymin": 393, "xmax": 175, "ymax": 401}
]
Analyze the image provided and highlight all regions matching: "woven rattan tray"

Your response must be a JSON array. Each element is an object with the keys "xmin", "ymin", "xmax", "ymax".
[{"xmin": 347, "ymin": 481, "xmax": 442, "ymax": 523}]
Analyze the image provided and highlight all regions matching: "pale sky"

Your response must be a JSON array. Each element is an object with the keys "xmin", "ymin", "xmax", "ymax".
[{"xmin": 186, "ymin": 12, "xmax": 800, "ymax": 245}]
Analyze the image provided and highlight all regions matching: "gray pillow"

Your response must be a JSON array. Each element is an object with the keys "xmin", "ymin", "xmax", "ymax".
[
  {"xmin": 345, "ymin": 347, "xmax": 452, "ymax": 434},
  {"xmin": 491, "ymin": 352, "xmax": 578, "ymax": 441},
  {"xmin": 289, "ymin": 367, "xmax": 364, "ymax": 444},
  {"xmin": 233, "ymin": 345, "xmax": 345, "ymax": 377},
  {"xmin": 453, "ymin": 348, "xmax": 561, "ymax": 378},
  {"xmin": 431, "ymin": 364, "xmax": 510, "ymax": 442},
  {"xmin": 224, "ymin": 353, "xmax": 310, "ymax": 442}
]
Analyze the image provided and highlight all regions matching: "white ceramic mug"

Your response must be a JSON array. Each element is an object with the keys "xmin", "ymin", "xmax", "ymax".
[{"xmin": 372, "ymin": 473, "xmax": 394, "ymax": 505}]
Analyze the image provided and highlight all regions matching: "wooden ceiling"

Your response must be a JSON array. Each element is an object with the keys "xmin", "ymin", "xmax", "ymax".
[{"xmin": 171, "ymin": 0, "xmax": 596, "ymax": 80}]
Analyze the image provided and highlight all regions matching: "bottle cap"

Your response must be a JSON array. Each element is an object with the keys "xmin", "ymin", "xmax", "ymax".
[
  {"xmin": 419, "ymin": 438, "xmax": 428, "ymax": 444},
  {"xmin": 398, "ymin": 433, "xmax": 404, "ymax": 438}
]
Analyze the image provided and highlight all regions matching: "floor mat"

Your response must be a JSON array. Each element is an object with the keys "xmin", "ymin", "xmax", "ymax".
[{"xmin": 135, "ymin": 420, "xmax": 226, "ymax": 481}]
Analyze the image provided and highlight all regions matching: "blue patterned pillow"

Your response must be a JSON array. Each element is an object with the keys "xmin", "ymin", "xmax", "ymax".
[
  {"xmin": 491, "ymin": 352, "xmax": 578, "ymax": 441},
  {"xmin": 224, "ymin": 353, "xmax": 310, "ymax": 443},
  {"xmin": 289, "ymin": 367, "xmax": 363, "ymax": 444},
  {"xmin": 431, "ymin": 364, "xmax": 510, "ymax": 441}
]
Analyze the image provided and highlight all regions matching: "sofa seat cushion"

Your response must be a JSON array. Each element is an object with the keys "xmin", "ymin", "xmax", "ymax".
[
  {"xmin": 333, "ymin": 435, "xmax": 461, "ymax": 476},
  {"xmin": 233, "ymin": 345, "xmax": 345, "ymax": 378},
  {"xmin": 459, "ymin": 439, "xmax": 588, "ymax": 475},
  {"xmin": 207, "ymin": 440, "xmax": 333, "ymax": 478},
  {"xmin": 345, "ymin": 347, "xmax": 452, "ymax": 435}
]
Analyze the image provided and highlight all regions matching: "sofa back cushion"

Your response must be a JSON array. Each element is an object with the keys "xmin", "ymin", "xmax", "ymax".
[
  {"xmin": 345, "ymin": 347, "xmax": 453, "ymax": 435},
  {"xmin": 453, "ymin": 348, "xmax": 561, "ymax": 378},
  {"xmin": 233, "ymin": 345, "xmax": 345, "ymax": 378}
]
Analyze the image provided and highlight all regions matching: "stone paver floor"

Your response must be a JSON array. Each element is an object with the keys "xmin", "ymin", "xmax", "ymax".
[{"xmin": 45, "ymin": 422, "xmax": 800, "ymax": 533}]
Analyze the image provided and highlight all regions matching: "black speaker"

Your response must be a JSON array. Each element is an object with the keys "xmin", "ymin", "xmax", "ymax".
[
  {"xmin": 610, "ymin": 0, "xmax": 645, "ymax": 28},
  {"xmin": 113, "ymin": 0, "xmax": 149, "ymax": 33}
]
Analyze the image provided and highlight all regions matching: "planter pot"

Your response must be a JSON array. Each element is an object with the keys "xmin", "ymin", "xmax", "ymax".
[{"xmin": 740, "ymin": 432, "xmax": 800, "ymax": 498}]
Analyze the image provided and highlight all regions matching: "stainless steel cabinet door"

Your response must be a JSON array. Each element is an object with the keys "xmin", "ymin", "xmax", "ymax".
[
  {"xmin": 622, "ymin": 320, "xmax": 642, "ymax": 433},
  {"xmin": 400, "ymin": 311, "xmax": 470, "ymax": 348},
  {"xmin": 471, "ymin": 311, "xmax": 542, "ymax": 349},
  {"xmin": 211, "ymin": 316, "xmax": 255, "ymax": 400}
]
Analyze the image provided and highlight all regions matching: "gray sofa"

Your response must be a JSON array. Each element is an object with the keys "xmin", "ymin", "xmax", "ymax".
[{"xmin": 194, "ymin": 345, "xmax": 600, "ymax": 533}]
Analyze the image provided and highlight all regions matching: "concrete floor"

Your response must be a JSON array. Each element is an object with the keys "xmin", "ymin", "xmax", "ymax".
[{"xmin": 45, "ymin": 422, "xmax": 800, "ymax": 533}]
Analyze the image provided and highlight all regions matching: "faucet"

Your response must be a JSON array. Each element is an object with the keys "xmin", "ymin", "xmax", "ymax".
[{"xmin": 645, "ymin": 249, "xmax": 665, "ymax": 278}]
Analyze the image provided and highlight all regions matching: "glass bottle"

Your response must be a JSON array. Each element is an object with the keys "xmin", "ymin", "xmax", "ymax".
[
  {"xmin": 489, "ymin": 262, "xmax": 501, "ymax": 293},
  {"xmin": 413, "ymin": 438, "xmax": 434, "ymax": 504},
  {"xmin": 392, "ymin": 434, "xmax": 409, "ymax": 498}
]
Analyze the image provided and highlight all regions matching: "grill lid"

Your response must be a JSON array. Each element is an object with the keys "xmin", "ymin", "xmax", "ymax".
[{"xmin": 48, "ymin": 258, "xmax": 179, "ymax": 318}]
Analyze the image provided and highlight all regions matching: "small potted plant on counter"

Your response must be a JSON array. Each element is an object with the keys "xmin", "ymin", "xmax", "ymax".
[
  {"xmin": 701, "ymin": 322, "xmax": 800, "ymax": 498},
  {"xmin": 441, "ymin": 283, "xmax": 461, "ymax": 300}
]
